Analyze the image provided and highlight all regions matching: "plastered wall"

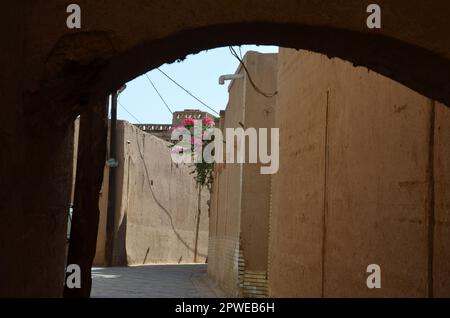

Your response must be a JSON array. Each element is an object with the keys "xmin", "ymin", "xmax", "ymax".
[
  {"xmin": 94, "ymin": 121, "xmax": 209, "ymax": 266},
  {"xmin": 269, "ymin": 48, "xmax": 450, "ymax": 297},
  {"xmin": 208, "ymin": 52, "xmax": 277, "ymax": 297}
]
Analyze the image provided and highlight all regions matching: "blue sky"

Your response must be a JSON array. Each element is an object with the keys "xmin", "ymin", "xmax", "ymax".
[{"xmin": 116, "ymin": 45, "xmax": 278, "ymax": 124}]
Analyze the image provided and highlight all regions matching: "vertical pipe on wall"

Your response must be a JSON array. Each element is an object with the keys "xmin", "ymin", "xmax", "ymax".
[
  {"xmin": 426, "ymin": 99, "xmax": 436, "ymax": 297},
  {"xmin": 106, "ymin": 91, "xmax": 118, "ymax": 267},
  {"xmin": 321, "ymin": 88, "xmax": 331, "ymax": 298},
  {"xmin": 105, "ymin": 85, "xmax": 126, "ymax": 267}
]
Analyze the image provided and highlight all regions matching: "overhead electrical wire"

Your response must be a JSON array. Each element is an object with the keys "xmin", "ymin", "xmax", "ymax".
[
  {"xmin": 145, "ymin": 73, "xmax": 174, "ymax": 114},
  {"xmin": 238, "ymin": 46, "xmax": 243, "ymax": 59},
  {"xmin": 156, "ymin": 68, "xmax": 220, "ymax": 116},
  {"xmin": 118, "ymin": 99, "xmax": 142, "ymax": 124},
  {"xmin": 229, "ymin": 46, "xmax": 278, "ymax": 98},
  {"xmin": 142, "ymin": 47, "xmax": 274, "ymax": 119}
]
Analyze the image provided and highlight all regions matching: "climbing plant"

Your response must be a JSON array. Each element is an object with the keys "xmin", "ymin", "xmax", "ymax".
[{"xmin": 170, "ymin": 116, "xmax": 216, "ymax": 189}]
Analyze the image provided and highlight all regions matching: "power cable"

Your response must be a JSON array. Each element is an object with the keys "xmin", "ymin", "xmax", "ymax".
[
  {"xmin": 229, "ymin": 46, "xmax": 277, "ymax": 98},
  {"xmin": 118, "ymin": 99, "xmax": 142, "ymax": 124},
  {"xmin": 145, "ymin": 73, "xmax": 174, "ymax": 114},
  {"xmin": 156, "ymin": 68, "xmax": 220, "ymax": 116},
  {"xmin": 238, "ymin": 46, "xmax": 243, "ymax": 59}
]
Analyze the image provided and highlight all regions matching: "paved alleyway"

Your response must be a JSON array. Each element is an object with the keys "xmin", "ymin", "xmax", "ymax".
[{"xmin": 91, "ymin": 264, "xmax": 223, "ymax": 298}]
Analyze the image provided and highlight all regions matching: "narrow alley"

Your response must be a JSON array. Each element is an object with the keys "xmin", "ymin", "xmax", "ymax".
[
  {"xmin": 2, "ymin": 1, "xmax": 450, "ymax": 302},
  {"xmin": 91, "ymin": 264, "xmax": 223, "ymax": 298}
]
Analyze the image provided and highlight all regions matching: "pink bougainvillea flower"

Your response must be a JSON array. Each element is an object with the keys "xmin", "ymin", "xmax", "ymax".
[
  {"xmin": 202, "ymin": 116, "xmax": 215, "ymax": 126},
  {"xmin": 171, "ymin": 125, "xmax": 186, "ymax": 132},
  {"xmin": 170, "ymin": 126, "xmax": 179, "ymax": 131},
  {"xmin": 184, "ymin": 118, "xmax": 196, "ymax": 125}
]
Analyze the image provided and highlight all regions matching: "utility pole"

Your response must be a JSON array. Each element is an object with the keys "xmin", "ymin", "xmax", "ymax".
[{"xmin": 105, "ymin": 85, "xmax": 126, "ymax": 266}]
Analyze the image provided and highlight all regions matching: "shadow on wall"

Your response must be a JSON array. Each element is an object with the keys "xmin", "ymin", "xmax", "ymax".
[
  {"xmin": 113, "ymin": 214, "xmax": 127, "ymax": 265},
  {"xmin": 135, "ymin": 133, "xmax": 207, "ymax": 259}
]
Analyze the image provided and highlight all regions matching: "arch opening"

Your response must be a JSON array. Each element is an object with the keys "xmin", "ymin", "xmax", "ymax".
[
  {"xmin": 64, "ymin": 39, "xmax": 450, "ymax": 298},
  {"xmin": 41, "ymin": 22, "xmax": 450, "ymax": 128},
  {"xmin": 10, "ymin": 13, "xmax": 450, "ymax": 298}
]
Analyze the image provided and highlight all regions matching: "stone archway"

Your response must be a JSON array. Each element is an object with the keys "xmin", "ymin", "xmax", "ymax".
[{"xmin": 1, "ymin": 0, "xmax": 449, "ymax": 297}]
